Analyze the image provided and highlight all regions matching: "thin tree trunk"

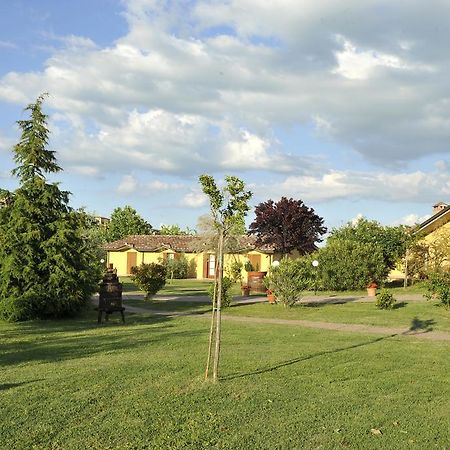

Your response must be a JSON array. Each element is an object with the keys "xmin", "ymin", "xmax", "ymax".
[
  {"xmin": 204, "ymin": 268, "xmax": 217, "ymax": 380},
  {"xmin": 212, "ymin": 229, "xmax": 224, "ymax": 382},
  {"xmin": 403, "ymin": 250, "xmax": 409, "ymax": 288}
]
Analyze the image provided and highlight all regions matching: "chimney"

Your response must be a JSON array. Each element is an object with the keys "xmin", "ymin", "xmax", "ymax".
[{"xmin": 432, "ymin": 202, "xmax": 448, "ymax": 215}]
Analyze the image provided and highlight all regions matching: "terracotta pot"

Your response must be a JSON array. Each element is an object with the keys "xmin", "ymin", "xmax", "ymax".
[
  {"xmin": 241, "ymin": 288, "xmax": 250, "ymax": 296},
  {"xmin": 247, "ymin": 271, "xmax": 267, "ymax": 293},
  {"xmin": 367, "ymin": 287, "xmax": 377, "ymax": 297}
]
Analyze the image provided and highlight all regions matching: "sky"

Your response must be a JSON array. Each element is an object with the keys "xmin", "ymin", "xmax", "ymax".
[{"xmin": 0, "ymin": 0, "xmax": 449, "ymax": 233}]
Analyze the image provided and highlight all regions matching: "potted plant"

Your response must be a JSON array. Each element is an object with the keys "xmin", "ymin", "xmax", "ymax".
[
  {"xmin": 266, "ymin": 288, "xmax": 276, "ymax": 304},
  {"xmin": 367, "ymin": 281, "xmax": 378, "ymax": 297},
  {"xmin": 241, "ymin": 284, "xmax": 251, "ymax": 296},
  {"xmin": 263, "ymin": 274, "xmax": 276, "ymax": 304}
]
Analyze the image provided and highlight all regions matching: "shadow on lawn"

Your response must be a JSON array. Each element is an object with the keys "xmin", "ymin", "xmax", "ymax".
[
  {"xmin": 300, "ymin": 296, "xmax": 363, "ymax": 306},
  {"xmin": 393, "ymin": 301, "xmax": 407, "ymax": 309},
  {"xmin": 221, "ymin": 333, "xmax": 398, "ymax": 381},
  {"xmin": 0, "ymin": 309, "xmax": 202, "ymax": 367},
  {"xmin": 0, "ymin": 379, "xmax": 44, "ymax": 391},
  {"xmin": 403, "ymin": 316, "xmax": 435, "ymax": 334}
]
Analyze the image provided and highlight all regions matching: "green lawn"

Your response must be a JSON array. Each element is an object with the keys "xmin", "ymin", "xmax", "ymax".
[
  {"xmin": 225, "ymin": 301, "xmax": 450, "ymax": 332},
  {"xmin": 121, "ymin": 277, "xmax": 427, "ymax": 298},
  {"xmin": 121, "ymin": 277, "xmax": 214, "ymax": 296},
  {"xmin": 1, "ymin": 309, "xmax": 449, "ymax": 449}
]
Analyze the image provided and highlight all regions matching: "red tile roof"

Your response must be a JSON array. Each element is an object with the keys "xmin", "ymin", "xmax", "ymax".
[{"xmin": 104, "ymin": 234, "xmax": 274, "ymax": 253}]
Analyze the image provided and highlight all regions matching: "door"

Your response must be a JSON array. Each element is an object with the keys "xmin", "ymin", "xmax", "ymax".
[
  {"xmin": 208, "ymin": 254, "xmax": 216, "ymax": 278},
  {"xmin": 248, "ymin": 254, "xmax": 261, "ymax": 272},
  {"xmin": 127, "ymin": 252, "xmax": 137, "ymax": 274}
]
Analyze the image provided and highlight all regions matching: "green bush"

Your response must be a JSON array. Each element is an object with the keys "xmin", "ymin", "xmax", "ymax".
[
  {"xmin": 318, "ymin": 240, "xmax": 386, "ymax": 290},
  {"xmin": 425, "ymin": 272, "xmax": 450, "ymax": 309},
  {"xmin": 162, "ymin": 255, "xmax": 189, "ymax": 280},
  {"xmin": 208, "ymin": 276, "xmax": 233, "ymax": 308},
  {"xmin": 266, "ymin": 259, "xmax": 311, "ymax": 307},
  {"xmin": 375, "ymin": 289, "xmax": 396, "ymax": 310},
  {"xmin": 226, "ymin": 260, "xmax": 243, "ymax": 284},
  {"xmin": 244, "ymin": 260, "xmax": 254, "ymax": 272},
  {"xmin": 130, "ymin": 263, "xmax": 166, "ymax": 300}
]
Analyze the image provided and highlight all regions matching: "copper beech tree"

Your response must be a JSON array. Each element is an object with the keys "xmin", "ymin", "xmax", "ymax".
[
  {"xmin": 199, "ymin": 174, "xmax": 252, "ymax": 382},
  {"xmin": 249, "ymin": 197, "xmax": 326, "ymax": 257}
]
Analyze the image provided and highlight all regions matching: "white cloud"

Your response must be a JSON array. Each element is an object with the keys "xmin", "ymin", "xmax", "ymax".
[
  {"xmin": 117, "ymin": 174, "xmax": 139, "ymax": 194},
  {"xmin": 69, "ymin": 165, "xmax": 101, "ymax": 177},
  {"xmin": 260, "ymin": 168, "xmax": 450, "ymax": 204},
  {"xmin": 393, "ymin": 213, "xmax": 430, "ymax": 226},
  {"xmin": 181, "ymin": 190, "xmax": 208, "ymax": 208},
  {"xmin": 116, "ymin": 173, "xmax": 184, "ymax": 195},
  {"xmin": 0, "ymin": 0, "xmax": 450, "ymax": 177},
  {"xmin": 332, "ymin": 35, "xmax": 430, "ymax": 80}
]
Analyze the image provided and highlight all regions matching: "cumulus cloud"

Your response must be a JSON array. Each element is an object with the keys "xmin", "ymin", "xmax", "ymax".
[
  {"xmin": 258, "ymin": 168, "xmax": 450, "ymax": 204},
  {"xmin": 393, "ymin": 213, "xmax": 431, "ymax": 226},
  {"xmin": 0, "ymin": 0, "xmax": 450, "ymax": 177},
  {"xmin": 181, "ymin": 190, "xmax": 208, "ymax": 208},
  {"xmin": 117, "ymin": 174, "xmax": 139, "ymax": 195},
  {"xmin": 116, "ymin": 173, "xmax": 185, "ymax": 195}
]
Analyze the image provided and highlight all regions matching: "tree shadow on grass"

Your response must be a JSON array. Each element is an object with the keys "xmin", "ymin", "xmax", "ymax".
[
  {"xmin": 0, "ymin": 379, "xmax": 44, "ymax": 391},
  {"xmin": 221, "ymin": 333, "xmax": 398, "ymax": 381},
  {"xmin": 403, "ymin": 316, "xmax": 435, "ymax": 334},
  {"xmin": 393, "ymin": 301, "xmax": 407, "ymax": 309},
  {"xmin": 0, "ymin": 309, "xmax": 202, "ymax": 367}
]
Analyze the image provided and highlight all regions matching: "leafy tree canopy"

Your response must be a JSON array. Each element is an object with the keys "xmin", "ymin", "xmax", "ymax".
[
  {"xmin": 0, "ymin": 94, "xmax": 101, "ymax": 321},
  {"xmin": 249, "ymin": 197, "xmax": 326, "ymax": 256},
  {"xmin": 159, "ymin": 224, "xmax": 196, "ymax": 235},
  {"xmin": 328, "ymin": 217, "xmax": 410, "ymax": 270},
  {"xmin": 318, "ymin": 239, "xmax": 386, "ymax": 290},
  {"xmin": 106, "ymin": 205, "xmax": 152, "ymax": 241}
]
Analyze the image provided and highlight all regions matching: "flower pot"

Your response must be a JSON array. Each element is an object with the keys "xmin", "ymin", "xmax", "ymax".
[
  {"xmin": 247, "ymin": 271, "xmax": 267, "ymax": 293},
  {"xmin": 241, "ymin": 287, "xmax": 250, "ymax": 296},
  {"xmin": 267, "ymin": 290, "xmax": 276, "ymax": 304},
  {"xmin": 367, "ymin": 287, "xmax": 377, "ymax": 297}
]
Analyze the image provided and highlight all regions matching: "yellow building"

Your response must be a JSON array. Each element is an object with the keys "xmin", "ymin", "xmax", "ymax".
[
  {"xmin": 416, "ymin": 202, "xmax": 450, "ymax": 271},
  {"xmin": 390, "ymin": 202, "xmax": 450, "ymax": 279},
  {"xmin": 104, "ymin": 234, "xmax": 276, "ymax": 279}
]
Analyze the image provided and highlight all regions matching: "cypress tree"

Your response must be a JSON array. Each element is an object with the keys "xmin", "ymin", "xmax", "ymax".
[{"xmin": 0, "ymin": 94, "xmax": 101, "ymax": 321}]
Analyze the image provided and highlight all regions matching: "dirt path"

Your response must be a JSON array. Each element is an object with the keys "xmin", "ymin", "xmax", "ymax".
[{"xmin": 122, "ymin": 304, "xmax": 450, "ymax": 342}]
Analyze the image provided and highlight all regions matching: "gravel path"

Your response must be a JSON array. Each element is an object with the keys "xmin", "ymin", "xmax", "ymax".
[{"xmin": 119, "ymin": 300, "xmax": 450, "ymax": 342}]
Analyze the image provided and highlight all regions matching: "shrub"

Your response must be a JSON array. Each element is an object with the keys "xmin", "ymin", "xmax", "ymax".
[
  {"xmin": 375, "ymin": 289, "xmax": 396, "ymax": 310},
  {"xmin": 130, "ymin": 263, "xmax": 166, "ymax": 299},
  {"xmin": 318, "ymin": 240, "xmax": 386, "ymax": 290},
  {"xmin": 226, "ymin": 260, "xmax": 243, "ymax": 284},
  {"xmin": 425, "ymin": 272, "xmax": 450, "ymax": 309},
  {"xmin": 266, "ymin": 258, "xmax": 311, "ymax": 307},
  {"xmin": 244, "ymin": 260, "xmax": 254, "ymax": 272},
  {"xmin": 162, "ymin": 255, "xmax": 189, "ymax": 280},
  {"xmin": 208, "ymin": 276, "xmax": 233, "ymax": 308}
]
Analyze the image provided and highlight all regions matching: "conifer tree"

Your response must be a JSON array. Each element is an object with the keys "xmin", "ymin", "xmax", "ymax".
[{"xmin": 0, "ymin": 94, "xmax": 101, "ymax": 321}]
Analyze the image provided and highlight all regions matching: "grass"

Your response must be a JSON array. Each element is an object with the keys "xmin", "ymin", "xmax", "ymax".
[
  {"xmin": 225, "ymin": 301, "xmax": 450, "ymax": 332},
  {"xmin": 1, "ymin": 308, "xmax": 449, "ymax": 449},
  {"xmin": 121, "ymin": 277, "xmax": 214, "ymax": 296},
  {"xmin": 121, "ymin": 277, "xmax": 427, "ymax": 298}
]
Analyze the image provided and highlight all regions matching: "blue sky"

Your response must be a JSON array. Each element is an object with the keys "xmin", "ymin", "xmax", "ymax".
[{"xmin": 1, "ymin": 0, "xmax": 449, "ymax": 232}]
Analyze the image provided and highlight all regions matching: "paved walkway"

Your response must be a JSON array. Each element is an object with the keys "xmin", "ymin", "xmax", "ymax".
[{"xmin": 115, "ymin": 294, "xmax": 450, "ymax": 342}]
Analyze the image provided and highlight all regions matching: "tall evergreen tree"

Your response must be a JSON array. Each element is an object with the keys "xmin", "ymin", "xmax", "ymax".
[{"xmin": 0, "ymin": 94, "xmax": 101, "ymax": 321}]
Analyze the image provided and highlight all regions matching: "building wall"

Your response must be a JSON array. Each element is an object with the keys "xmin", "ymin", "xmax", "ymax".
[
  {"xmin": 388, "ymin": 218, "xmax": 450, "ymax": 280},
  {"xmin": 422, "ymin": 220, "xmax": 450, "ymax": 244},
  {"xmin": 107, "ymin": 249, "xmax": 137, "ymax": 276},
  {"xmin": 107, "ymin": 249, "xmax": 272, "ymax": 278}
]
